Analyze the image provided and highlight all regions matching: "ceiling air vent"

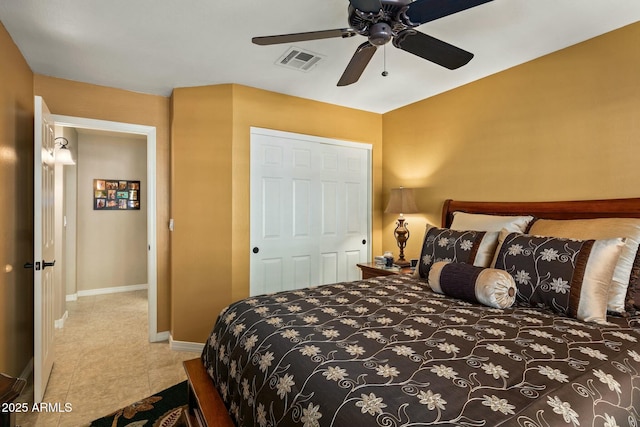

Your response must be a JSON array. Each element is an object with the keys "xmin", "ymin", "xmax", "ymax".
[{"xmin": 276, "ymin": 47, "xmax": 324, "ymax": 72}]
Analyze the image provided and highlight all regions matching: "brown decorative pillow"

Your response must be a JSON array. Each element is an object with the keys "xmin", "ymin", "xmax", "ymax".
[
  {"xmin": 416, "ymin": 225, "xmax": 497, "ymax": 279},
  {"xmin": 428, "ymin": 261, "xmax": 516, "ymax": 309},
  {"xmin": 493, "ymin": 231, "xmax": 625, "ymax": 324},
  {"xmin": 528, "ymin": 217, "xmax": 640, "ymax": 315}
]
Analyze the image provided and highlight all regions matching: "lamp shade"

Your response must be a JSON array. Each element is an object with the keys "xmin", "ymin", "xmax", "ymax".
[
  {"xmin": 384, "ymin": 187, "xmax": 419, "ymax": 214},
  {"xmin": 56, "ymin": 147, "xmax": 76, "ymax": 165}
]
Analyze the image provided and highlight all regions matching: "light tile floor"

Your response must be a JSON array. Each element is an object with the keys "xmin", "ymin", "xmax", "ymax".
[{"xmin": 16, "ymin": 290, "xmax": 201, "ymax": 427}]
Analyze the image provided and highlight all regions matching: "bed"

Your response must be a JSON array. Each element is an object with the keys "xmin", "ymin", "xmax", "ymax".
[{"xmin": 184, "ymin": 198, "xmax": 640, "ymax": 427}]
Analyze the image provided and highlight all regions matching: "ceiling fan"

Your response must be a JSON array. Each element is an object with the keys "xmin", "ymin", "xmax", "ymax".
[{"xmin": 252, "ymin": 0, "xmax": 493, "ymax": 86}]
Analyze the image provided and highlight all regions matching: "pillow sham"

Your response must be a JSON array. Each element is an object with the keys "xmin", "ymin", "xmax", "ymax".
[
  {"xmin": 450, "ymin": 211, "xmax": 534, "ymax": 233},
  {"xmin": 428, "ymin": 261, "xmax": 516, "ymax": 309},
  {"xmin": 415, "ymin": 225, "xmax": 499, "ymax": 279},
  {"xmin": 528, "ymin": 217, "xmax": 640, "ymax": 314},
  {"xmin": 493, "ymin": 230, "xmax": 625, "ymax": 324}
]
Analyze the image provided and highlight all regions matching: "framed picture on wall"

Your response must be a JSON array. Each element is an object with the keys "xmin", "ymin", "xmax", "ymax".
[{"xmin": 93, "ymin": 179, "xmax": 141, "ymax": 210}]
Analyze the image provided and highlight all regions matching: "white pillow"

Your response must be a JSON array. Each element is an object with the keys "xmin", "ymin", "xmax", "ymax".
[{"xmin": 450, "ymin": 211, "xmax": 534, "ymax": 233}]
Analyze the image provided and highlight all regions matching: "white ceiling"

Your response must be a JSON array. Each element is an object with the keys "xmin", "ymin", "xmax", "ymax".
[{"xmin": 2, "ymin": 0, "xmax": 640, "ymax": 114}]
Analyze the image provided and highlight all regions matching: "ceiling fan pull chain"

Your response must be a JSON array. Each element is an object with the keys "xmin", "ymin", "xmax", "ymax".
[{"xmin": 382, "ymin": 44, "xmax": 388, "ymax": 77}]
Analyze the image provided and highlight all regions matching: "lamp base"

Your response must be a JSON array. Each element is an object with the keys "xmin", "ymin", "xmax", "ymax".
[
  {"xmin": 393, "ymin": 217, "xmax": 411, "ymax": 268},
  {"xmin": 394, "ymin": 258, "xmax": 410, "ymax": 267}
]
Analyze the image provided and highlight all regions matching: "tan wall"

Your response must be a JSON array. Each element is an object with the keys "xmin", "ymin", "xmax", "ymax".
[
  {"xmin": 76, "ymin": 133, "xmax": 147, "ymax": 291},
  {"xmin": 0, "ymin": 22, "xmax": 34, "ymax": 375},
  {"xmin": 34, "ymin": 76, "xmax": 172, "ymax": 331},
  {"xmin": 171, "ymin": 84, "xmax": 383, "ymax": 342},
  {"xmin": 382, "ymin": 22, "xmax": 640, "ymax": 261},
  {"xmin": 171, "ymin": 85, "xmax": 234, "ymax": 343}
]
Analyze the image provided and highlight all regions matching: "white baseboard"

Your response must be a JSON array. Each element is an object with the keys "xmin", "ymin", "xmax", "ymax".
[
  {"xmin": 170, "ymin": 335, "xmax": 205, "ymax": 353},
  {"xmin": 55, "ymin": 310, "xmax": 68, "ymax": 329},
  {"xmin": 153, "ymin": 330, "xmax": 170, "ymax": 342},
  {"xmin": 76, "ymin": 283, "xmax": 148, "ymax": 297},
  {"xmin": 66, "ymin": 293, "xmax": 78, "ymax": 302}
]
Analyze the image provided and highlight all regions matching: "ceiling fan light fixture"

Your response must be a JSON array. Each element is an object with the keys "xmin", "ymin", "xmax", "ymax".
[{"xmin": 368, "ymin": 22, "xmax": 393, "ymax": 45}]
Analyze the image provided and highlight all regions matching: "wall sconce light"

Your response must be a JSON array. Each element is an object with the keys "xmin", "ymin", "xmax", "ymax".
[
  {"xmin": 384, "ymin": 187, "xmax": 419, "ymax": 266},
  {"xmin": 54, "ymin": 137, "xmax": 76, "ymax": 165}
]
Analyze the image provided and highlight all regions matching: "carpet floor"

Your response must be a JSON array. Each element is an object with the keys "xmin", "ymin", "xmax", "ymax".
[{"xmin": 88, "ymin": 381, "xmax": 189, "ymax": 427}]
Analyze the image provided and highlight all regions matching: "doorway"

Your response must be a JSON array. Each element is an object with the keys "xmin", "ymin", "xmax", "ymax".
[{"xmin": 52, "ymin": 114, "xmax": 161, "ymax": 342}]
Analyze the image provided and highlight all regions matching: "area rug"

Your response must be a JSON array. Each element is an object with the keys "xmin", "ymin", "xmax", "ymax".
[{"xmin": 89, "ymin": 381, "xmax": 188, "ymax": 427}]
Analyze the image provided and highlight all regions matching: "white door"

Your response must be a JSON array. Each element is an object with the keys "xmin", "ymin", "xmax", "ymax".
[
  {"xmin": 250, "ymin": 128, "xmax": 371, "ymax": 296},
  {"xmin": 34, "ymin": 96, "xmax": 56, "ymax": 403}
]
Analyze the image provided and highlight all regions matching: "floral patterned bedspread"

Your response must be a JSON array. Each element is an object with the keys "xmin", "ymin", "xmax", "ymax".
[{"xmin": 202, "ymin": 275, "xmax": 640, "ymax": 427}]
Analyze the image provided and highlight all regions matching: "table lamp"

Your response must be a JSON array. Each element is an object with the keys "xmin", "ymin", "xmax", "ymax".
[{"xmin": 384, "ymin": 187, "xmax": 419, "ymax": 267}]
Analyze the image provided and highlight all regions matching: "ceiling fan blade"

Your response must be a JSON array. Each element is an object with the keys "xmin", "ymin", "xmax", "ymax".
[
  {"xmin": 394, "ymin": 30, "xmax": 473, "ymax": 69},
  {"xmin": 349, "ymin": 0, "xmax": 383, "ymax": 13},
  {"xmin": 403, "ymin": 0, "xmax": 492, "ymax": 26},
  {"xmin": 252, "ymin": 28, "xmax": 356, "ymax": 45},
  {"xmin": 337, "ymin": 42, "xmax": 377, "ymax": 86}
]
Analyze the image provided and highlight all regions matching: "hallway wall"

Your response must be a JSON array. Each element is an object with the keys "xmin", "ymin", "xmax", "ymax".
[{"xmin": 76, "ymin": 131, "xmax": 148, "ymax": 292}]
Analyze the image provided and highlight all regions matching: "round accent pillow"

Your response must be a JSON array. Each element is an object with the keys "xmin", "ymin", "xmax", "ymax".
[{"xmin": 428, "ymin": 261, "xmax": 516, "ymax": 309}]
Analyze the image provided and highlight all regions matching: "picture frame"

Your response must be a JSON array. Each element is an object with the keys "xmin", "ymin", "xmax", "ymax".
[{"xmin": 93, "ymin": 179, "xmax": 141, "ymax": 210}]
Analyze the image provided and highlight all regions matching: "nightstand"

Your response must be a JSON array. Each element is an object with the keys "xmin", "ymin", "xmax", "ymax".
[{"xmin": 357, "ymin": 262, "xmax": 414, "ymax": 279}]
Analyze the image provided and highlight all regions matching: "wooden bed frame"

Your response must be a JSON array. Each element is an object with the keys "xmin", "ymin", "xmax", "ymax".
[
  {"xmin": 184, "ymin": 197, "xmax": 640, "ymax": 427},
  {"xmin": 442, "ymin": 198, "xmax": 640, "ymax": 228},
  {"xmin": 183, "ymin": 358, "xmax": 235, "ymax": 427}
]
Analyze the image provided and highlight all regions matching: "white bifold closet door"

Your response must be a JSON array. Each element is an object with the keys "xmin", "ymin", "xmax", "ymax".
[{"xmin": 250, "ymin": 128, "xmax": 371, "ymax": 296}]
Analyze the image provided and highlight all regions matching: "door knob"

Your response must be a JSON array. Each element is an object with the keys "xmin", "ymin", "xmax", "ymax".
[
  {"xmin": 252, "ymin": 247, "xmax": 259, "ymax": 254},
  {"xmin": 42, "ymin": 260, "xmax": 56, "ymax": 269},
  {"xmin": 25, "ymin": 261, "xmax": 41, "ymax": 270}
]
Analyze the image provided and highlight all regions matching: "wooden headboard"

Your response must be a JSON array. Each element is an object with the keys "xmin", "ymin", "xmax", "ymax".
[{"xmin": 442, "ymin": 198, "xmax": 640, "ymax": 228}]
